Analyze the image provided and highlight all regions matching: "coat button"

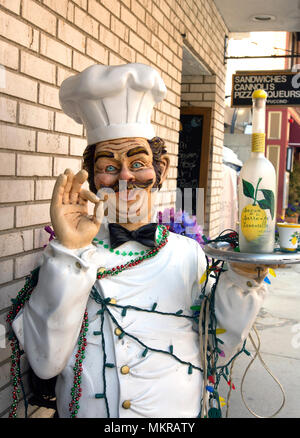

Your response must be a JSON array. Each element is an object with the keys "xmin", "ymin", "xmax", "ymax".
[
  {"xmin": 121, "ymin": 365, "xmax": 130, "ymax": 375},
  {"xmin": 114, "ymin": 328, "xmax": 122, "ymax": 336},
  {"xmin": 122, "ymin": 400, "xmax": 131, "ymax": 409},
  {"xmin": 75, "ymin": 262, "xmax": 82, "ymax": 269},
  {"xmin": 246, "ymin": 281, "xmax": 253, "ymax": 287}
]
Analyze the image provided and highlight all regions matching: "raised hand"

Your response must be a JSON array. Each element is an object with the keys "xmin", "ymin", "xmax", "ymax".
[
  {"xmin": 230, "ymin": 262, "xmax": 282, "ymax": 283},
  {"xmin": 50, "ymin": 168, "xmax": 104, "ymax": 249}
]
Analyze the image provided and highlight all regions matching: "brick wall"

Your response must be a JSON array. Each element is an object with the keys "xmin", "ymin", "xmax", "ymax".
[
  {"xmin": 0, "ymin": 0, "xmax": 227, "ymax": 417},
  {"xmin": 181, "ymin": 73, "xmax": 227, "ymax": 235}
]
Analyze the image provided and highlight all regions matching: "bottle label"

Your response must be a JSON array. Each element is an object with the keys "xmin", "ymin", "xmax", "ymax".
[
  {"xmin": 252, "ymin": 133, "xmax": 265, "ymax": 153},
  {"xmin": 241, "ymin": 205, "xmax": 267, "ymax": 241},
  {"xmin": 241, "ymin": 177, "xmax": 275, "ymax": 242}
]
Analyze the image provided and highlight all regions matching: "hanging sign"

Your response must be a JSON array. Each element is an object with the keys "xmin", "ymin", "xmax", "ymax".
[{"xmin": 232, "ymin": 70, "xmax": 300, "ymax": 107}]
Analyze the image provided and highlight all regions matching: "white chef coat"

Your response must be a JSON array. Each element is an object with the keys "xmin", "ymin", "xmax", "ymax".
[{"xmin": 12, "ymin": 224, "xmax": 267, "ymax": 418}]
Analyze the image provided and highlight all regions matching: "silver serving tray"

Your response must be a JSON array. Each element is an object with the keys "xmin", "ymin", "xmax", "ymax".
[{"xmin": 203, "ymin": 242, "xmax": 300, "ymax": 265}]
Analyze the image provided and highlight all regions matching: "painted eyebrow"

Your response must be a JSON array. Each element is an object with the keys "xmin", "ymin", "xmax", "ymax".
[
  {"xmin": 95, "ymin": 151, "xmax": 115, "ymax": 161},
  {"xmin": 126, "ymin": 147, "xmax": 149, "ymax": 157}
]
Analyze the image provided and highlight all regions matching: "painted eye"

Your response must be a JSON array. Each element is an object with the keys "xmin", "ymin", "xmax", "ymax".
[
  {"xmin": 106, "ymin": 165, "xmax": 117, "ymax": 172},
  {"xmin": 132, "ymin": 162, "xmax": 143, "ymax": 169}
]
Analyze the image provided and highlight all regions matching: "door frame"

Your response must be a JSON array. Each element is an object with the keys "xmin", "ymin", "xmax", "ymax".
[{"xmin": 179, "ymin": 107, "xmax": 212, "ymax": 208}]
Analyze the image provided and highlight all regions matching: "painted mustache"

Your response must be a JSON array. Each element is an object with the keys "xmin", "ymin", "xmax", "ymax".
[{"xmin": 100, "ymin": 179, "xmax": 154, "ymax": 193}]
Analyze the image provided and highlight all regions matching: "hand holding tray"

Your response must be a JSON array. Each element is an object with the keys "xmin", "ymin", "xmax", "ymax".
[{"xmin": 203, "ymin": 241, "xmax": 300, "ymax": 265}]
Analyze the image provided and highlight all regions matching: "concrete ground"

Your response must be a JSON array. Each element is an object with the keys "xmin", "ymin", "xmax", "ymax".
[{"xmin": 219, "ymin": 263, "xmax": 300, "ymax": 418}]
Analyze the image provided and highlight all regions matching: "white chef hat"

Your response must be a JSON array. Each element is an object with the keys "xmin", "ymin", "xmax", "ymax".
[{"xmin": 59, "ymin": 63, "xmax": 167, "ymax": 145}]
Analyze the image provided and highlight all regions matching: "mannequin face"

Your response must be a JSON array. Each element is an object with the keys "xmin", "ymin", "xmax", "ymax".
[
  {"xmin": 93, "ymin": 137, "xmax": 169, "ymax": 226},
  {"xmin": 94, "ymin": 138, "xmax": 156, "ymax": 193}
]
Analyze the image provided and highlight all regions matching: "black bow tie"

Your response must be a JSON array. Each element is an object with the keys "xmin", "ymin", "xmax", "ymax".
[{"xmin": 108, "ymin": 223, "xmax": 158, "ymax": 249}]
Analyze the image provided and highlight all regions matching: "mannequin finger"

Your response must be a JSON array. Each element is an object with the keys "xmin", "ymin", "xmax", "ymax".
[
  {"xmin": 79, "ymin": 188, "xmax": 100, "ymax": 205},
  {"xmin": 51, "ymin": 173, "xmax": 67, "ymax": 208},
  {"xmin": 63, "ymin": 169, "xmax": 74, "ymax": 204},
  {"xmin": 93, "ymin": 199, "xmax": 104, "ymax": 227},
  {"xmin": 70, "ymin": 169, "xmax": 89, "ymax": 204}
]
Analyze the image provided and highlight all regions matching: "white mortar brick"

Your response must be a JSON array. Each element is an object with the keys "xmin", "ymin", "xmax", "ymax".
[
  {"xmin": 86, "ymin": 38, "xmax": 109, "ymax": 64},
  {"xmin": 0, "ymin": 0, "xmax": 20, "ymax": 14},
  {"xmin": 136, "ymin": 21, "xmax": 151, "ymax": 44},
  {"xmin": 70, "ymin": 137, "xmax": 87, "ymax": 156},
  {"xmin": 181, "ymin": 92, "xmax": 203, "ymax": 102},
  {"xmin": 39, "ymin": 83, "xmax": 60, "ymax": 109},
  {"xmin": 58, "ymin": 20, "xmax": 86, "ymax": 52},
  {"xmin": 37, "ymin": 131, "xmax": 68, "ymax": 155},
  {"xmin": 72, "ymin": 0, "xmax": 87, "ymax": 8},
  {"xmin": 129, "ymin": 31, "xmax": 144, "ymax": 53},
  {"xmin": 15, "ymin": 250, "xmax": 43, "ymax": 279},
  {"xmin": 74, "ymin": 7, "xmax": 98, "ymax": 39},
  {"xmin": 20, "ymin": 52, "xmax": 56, "ymax": 85},
  {"xmin": 0, "ymin": 10, "xmax": 39, "ymax": 51},
  {"xmin": 156, "ymin": 54, "xmax": 168, "ymax": 73},
  {"xmin": 35, "ymin": 179, "xmax": 56, "ymax": 201},
  {"xmin": 72, "ymin": 51, "xmax": 95, "ymax": 72},
  {"xmin": 110, "ymin": 16, "xmax": 128, "ymax": 42},
  {"xmin": 88, "ymin": 0, "xmax": 110, "ymax": 27},
  {"xmin": 0, "ymin": 207, "xmax": 14, "ymax": 231},
  {"xmin": 120, "ymin": 6, "xmax": 137, "ymax": 31},
  {"xmin": 0, "ymin": 259, "xmax": 13, "ymax": 284},
  {"xmin": 66, "ymin": 1, "xmax": 74, "ymax": 21},
  {"xmin": 0, "ymin": 179, "xmax": 34, "ymax": 203},
  {"xmin": 162, "ymin": 44, "xmax": 174, "ymax": 64},
  {"xmin": 133, "ymin": 52, "xmax": 147, "ymax": 66},
  {"xmin": 161, "ymin": 72, "xmax": 172, "ymax": 89},
  {"xmin": 0, "ymin": 279, "xmax": 27, "ymax": 310},
  {"xmin": 182, "ymin": 75, "xmax": 204, "ymax": 84},
  {"xmin": 19, "ymin": 103, "xmax": 54, "ymax": 130},
  {"xmin": 55, "ymin": 112, "xmax": 83, "ymax": 136},
  {"xmin": 16, "ymin": 203, "xmax": 51, "ymax": 227},
  {"xmin": 152, "ymin": 3, "xmax": 164, "ymax": 23},
  {"xmin": 100, "ymin": 0, "xmax": 120, "ymax": 17},
  {"xmin": 22, "ymin": 0, "xmax": 57, "ymax": 35},
  {"xmin": 0, "ymin": 152, "xmax": 15, "ymax": 175},
  {"xmin": 34, "ymin": 226, "xmax": 52, "ymax": 248},
  {"xmin": 158, "ymin": 25, "xmax": 169, "ymax": 48},
  {"xmin": 0, "ymin": 40, "xmax": 19, "ymax": 69},
  {"xmin": 43, "ymin": 0, "xmax": 69, "ymax": 18},
  {"xmin": 151, "ymin": 34, "xmax": 163, "ymax": 54},
  {"xmin": 3, "ymin": 70, "xmax": 38, "ymax": 102},
  {"xmin": 119, "ymin": 41, "xmax": 136, "ymax": 63},
  {"xmin": 17, "ymin": 154, "xmax": 52, "ymax": 177},
  {"xmin": 99, "ymin": 26, "xmax": 120, "ymax": 53},
  {"xmin": 0, "ymin": 230, "xmax": 33, "ymax": 257},
  {"xmin": 56, "ymin": 67, "xmax": 74, "ymax": 86},
  {"xmin": 131, "ymin": 1, "xmax": 146, "ymax": 21},
  {"xmin": 40, "ymin": 34, "xmax": 72, "ymax": 67},
  {"xmin": 0, "ymin": 125, "xmax": 35, "ymax": 151},
  {"xmin": 119, "ymin": 0, "xmax": 130, "ymax": 7},
  {"xmin": 53, "ymin": 156, "xmax": 82, "ymax": 176},
  {"xmin": 204, "ymin": 75, "xmax": 217, "ymax": 84},
  {"xmin": 144, "ymin": 44, "xmax": 157, "ymax": 63},
  {"xmin": 190, "ymin": 84, "xmax": 216, "ymax": 93}
]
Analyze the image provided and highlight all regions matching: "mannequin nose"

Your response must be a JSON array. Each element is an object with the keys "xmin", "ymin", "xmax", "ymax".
[{"xmin": 119, "ymin": 165, "xmax": 135, "ymax": 182}]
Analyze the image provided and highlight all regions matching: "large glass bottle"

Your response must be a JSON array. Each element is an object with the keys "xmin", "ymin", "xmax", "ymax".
[{"xmin": 238, "ymin": 89, "xmax": 277, "ymax": 253}]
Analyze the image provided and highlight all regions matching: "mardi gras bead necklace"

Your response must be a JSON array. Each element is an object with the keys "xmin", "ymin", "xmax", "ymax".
[
  {"xmin": 6, "ymin": 226, "xmax": 169, "ymax": 418},
  {"xmin": 92, "ymin": 224, "xmax": 166, "ymax": 257},
  {"xmin": 96, "ymin": 225, "xmax": 169, "ymax": 280}
]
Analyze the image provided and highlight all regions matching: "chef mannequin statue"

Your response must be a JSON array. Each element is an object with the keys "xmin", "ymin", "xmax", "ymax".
[{"xmin": 12, "ymin": 64, "xmax": 269, "ymax": 418}]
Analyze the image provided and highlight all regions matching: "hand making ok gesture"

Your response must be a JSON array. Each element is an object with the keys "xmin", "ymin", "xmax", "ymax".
[{"xmin": 50, "ymin": 168, "xmax": 104, "ymax": 249}]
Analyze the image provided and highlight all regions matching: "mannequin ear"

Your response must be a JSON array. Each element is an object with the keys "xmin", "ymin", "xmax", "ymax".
[{"xmin": 158, "ymin": 154, "xmax": 170, "ymax": 187}]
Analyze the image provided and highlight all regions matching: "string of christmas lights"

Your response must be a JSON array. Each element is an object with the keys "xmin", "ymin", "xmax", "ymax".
[{"xmin": 6, "ymin": 228, "xmax": 249, "ymax": 418}]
